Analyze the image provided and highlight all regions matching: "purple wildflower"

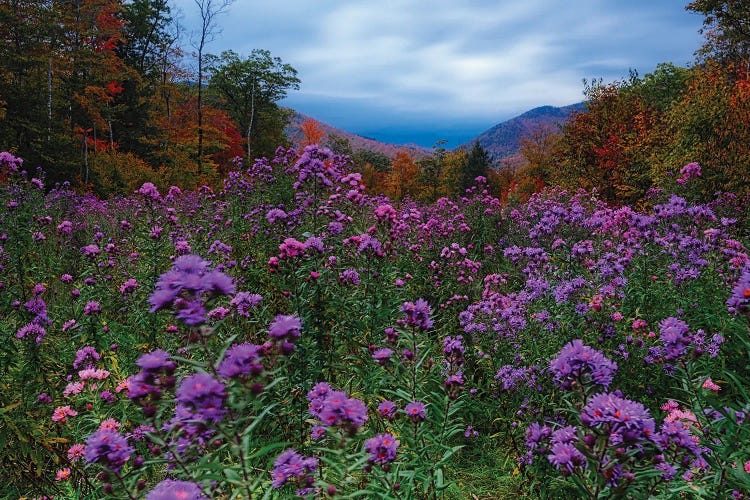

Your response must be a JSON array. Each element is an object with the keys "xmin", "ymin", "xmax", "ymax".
[
  {"xmin": 136, "ymin": 182, "xmax": 161, "ymax": 200},
  {"xmin": 84, "ymin": 301, "xmax": 101, "ymax": 315},
  {"xmin": 547, "ymin": 442, "xmax": 586, "ymax": 475},
  {"xmin": 372, "ymin": 348, "xmax": 393, "ymax": 366},
  {"xmin": 217, "ymin": 343, "xmax": 263, "ymax": 379},
  {"xmin": 549, "ymin": 340, "xmax": 618, "ymax": 389},
  {"xmin": 268, "ymin": 314, "xmax": 302, "ymax": 341},
  {"xmin": 145, "ymin": 480, "xmax": 206, "ymax": 500},
  {"xmin": 401, "ymin": 298, "xmax": 433, "ymax": 330},
  {"xmin": 73, "ymin": 346, "xmax": 100, "ymax": 369},
  {"xmin": 365, "ymin": 433, "xmax": 399, "ymax": 465},
  {"xmin": 580, "ymin": 392, "xmax": 656, "ymax": 445},
  {"xmin": 727, "ymin": 264, "xmax": 750, "ymax": 314},
  {"xmin": 271, "ymin": 449, "xmax": 318, "ymax": 489},
  {"xmin": 404, "ymin": 401, "xmax": 427, "ymax": 422},
  {"xmin": 84, "ymin": 429, "xmax": 133, "ymax": 472},
  {"xmin": 377, "ymin": 400, "xmax": 398, "ymax": 420},
  {"xmin": 309, "ymin": 384, "xmax": 368, "ymax": 431},
  {"xmin": 525, "ymin": 422, "xmax": 552, "ymax": 452},
  {"xmin": 658, "ymin": 317, "xmax": 692, "ymax": 360},
  {"xmin": 149, "ymin": 255, "xmax": 235, "ymax": 325},
  {"xmin": 175, "ymin": 373, "xmax": 227, "ymax": 424},
  {"xmin": 230, "ymin": 292, "xmax": 263, "ymax": 317},
  {"xmin": 16, "ymin": 323, "xmax": 46, "ymax": 343},
  {"xmin": 119, "ymin": 278, "xmax": 138, "ymax": 295},
  {"xmin": 339, "ymin": 268, "xmax": 360, "ymax": 286}
]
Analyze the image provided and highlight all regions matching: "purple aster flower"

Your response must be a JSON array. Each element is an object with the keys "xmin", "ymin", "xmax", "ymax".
[
  {"xmin": 268, "ymin": 314, "xmax": 302, "ymax": 341},
  {"xmin": 401, "ymin": 298, "xmax": 433, "ymax": 330},
  {"xmin": 547, "ymin": 442, "xmax": 586, "ymax": 475},
  {"xmin": 136, "ymin": 349, "xmax": 174, "ymax": 374},
  {"xmin": 271, "ymin": 449, "xmax": 318, "ymax": 489},
  {"xmin": 119, "ymin": 278, "xmax": 138, "ymax": 295},
  {"xmin": 230, "ymin": 292, "xmax": 263, "ymax": 317},
  {"xmin": 311, "ymin": 425, "xmax": 327, "ymax": 440},
  {"xmin": 149, "ymin": 255, "xmax": 234, "ymax": 323},
  {"xmin": 84, "ymin": 301, "xmax": 101, "ymax": 315},
  {"xmin": 81, "ymin": 244, "xmax": 100, "ymax": 258},
  {"xmin": 727, "ymin": 264, "xmax": 750, "ymax": 315},
  {"xmin": 146, "ymin": 479, "xmax": 206, "ymax": 500},
  {"xmin": 377, "ymin": 400, "xmax": 398, "ymax": 420},
  {"xmin": 307, "ymin": 381, "xmax": 332, "ymax": 403},
  {"xmin": 202, "ymin": 270, "xmax": 236, "ymax": 296},
  {"xmin": 405, "ymin": 401, "xmax": 427, "ymax": 422},
  {"xmin": 266, "ymin": 208, "xmax": 287, "ymax": 224},
  {"xmin": 580, "ymin": 392, "xmax": 656, "ymax": 445},
  {"xmin": 525, "ymin": 422, "xmax": 552, "ymax": 452},
  {"xmin": 365, "ymin": 433, "xmax": 399, "ymax": 465},
  {"xmin": 551, "ymin": 425, "xmax": 578, "ymax": 446},
  {"xmin": 174, "ymin": 299, "xmax": 207, "ymax": 326},
  {"xmin": 658, "ymin": 317, "xmax": 692, "ymax": 360},
  {"xmin": 218, "ymin": 343, "xmax": 263, "ymax": 379},
  {"xmin": 175, "ymin": 373, "xmax": 227, "ymax": 424},
  {"xmin": 339, "ymin": 268, "xmax": 360, "ymax": 286},
  {"xmin": 74, "ymin": 346, "xmax": 100, "ymax": 370},
  {"xmin": 372, "ymin": 348, "xmax": 393, "ymax": 366},
  {"xmin": 84, "ymin": 429, "xmax": 133, "ymax": 472},
  {"xmin": 311, "ymin": 385, "xmax": 368, "ymax": 431},
  {"xmin": 549, "ymin": 340, "xmax": 618, "ymax": 390},
  {"xmin": 16, "ymin": 323, "xmax": 46, "ymax": 343},
  {"xmin": 136, "ymin": 182, "xmax": 161, "ymax": 200}
]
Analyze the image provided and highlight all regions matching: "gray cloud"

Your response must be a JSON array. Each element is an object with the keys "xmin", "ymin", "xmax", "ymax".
[{"xmin": 172, "ymin": 0, "xmax": 703, "ymax": 146}]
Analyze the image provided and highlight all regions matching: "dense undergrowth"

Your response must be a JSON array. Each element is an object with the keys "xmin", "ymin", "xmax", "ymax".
[{"xmin": 1, "ymin": 147, "xmax": 749, "ymax": 499}]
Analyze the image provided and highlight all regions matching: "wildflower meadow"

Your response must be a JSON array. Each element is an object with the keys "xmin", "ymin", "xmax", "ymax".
[{"xmin": 2, "ymin": 147, "xmax": 750, "ymax": 499}]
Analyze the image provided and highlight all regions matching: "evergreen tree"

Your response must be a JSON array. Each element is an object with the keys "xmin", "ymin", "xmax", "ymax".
[{"xmin": 461, "ymin": 142, "xmax": 491, "ymax": 192}]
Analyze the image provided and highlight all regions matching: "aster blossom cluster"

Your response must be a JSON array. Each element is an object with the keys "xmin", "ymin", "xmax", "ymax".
[
  {"xmin": 271, "ymin": 448, "xmax": 318, "ymax": 492},
  {"xmin": 364, "ymin": 433, "xmax": 399, "ymax": 466},
  {"xmin": 148, "ymin": 255, "xmax": 236, "ymax": 326},
  {"xmin": 727, "ymin": 263, "xmax": 750, "ymax": 316},
  {"xmin": 145, "ymin": 479, "xmax": 206, "ymax": 500},
  {"xmin": 84, "ymin": 429, "xmax": 134, "ymax": 472},
  {"xmin": 307, "ymin": 382, "xmax": 368, "ymax": 433},
  {"xmin": 126, "ymin": 349, "xmax": 176, "ymax": 412},
  {"xmin": 549, "ymin": 340, "xmax": 618, "ymax": 390},
  {"xmin": 400, "ymin": 298, "xmax": 433, "ymax": 330}
]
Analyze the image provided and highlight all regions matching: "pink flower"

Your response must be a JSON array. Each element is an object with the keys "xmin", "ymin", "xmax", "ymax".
[
  {"xmin": 660, "ymin": 400, "xmax": 679, "ymax": 412},
  {"xmin": 744, "ymin": 460, "xmax": 750, "ymax": 473},
  {"xmin": 55, "ymin": 467, "xmax": 71, "ymax": 481},
  {"xmin": 702, "ymin": 377, "xmax": 721, "ymax": 392},
  {"xmin": 78, "ymin": 368, "xmax": 109, "ymax": 380},
  {"xmin": 67, "ymin": 444, "xmax": 86, "ymax": 461},
  {"xmin": 52, "ymin": 406, "xmax": 78, "ymax": 423},
  {"xmin": 99, "ymin": 418, "xmax": 121, "ymax": 431},
  {"xmin": 63, "ymin": 381, "xmax": 85, "ymax": 397}
]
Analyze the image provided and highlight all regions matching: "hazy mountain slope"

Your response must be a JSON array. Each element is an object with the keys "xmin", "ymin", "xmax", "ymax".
[
  {"xmin": 285, "ymin": 111, "xmax": 430, "ymax": 158},
  {"xmin": 462, "ymin": 102, "xmax": 586, "ymax": 159}
]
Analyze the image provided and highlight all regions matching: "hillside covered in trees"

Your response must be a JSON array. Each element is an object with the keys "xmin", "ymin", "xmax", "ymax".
[{"xmin": 1, "ymin": 1, "xmax": 750, "ymax": 206}]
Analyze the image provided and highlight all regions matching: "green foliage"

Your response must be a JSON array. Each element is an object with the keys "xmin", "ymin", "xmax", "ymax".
[{"xmin": 208, "ymin": 49, "xmax": 300, "ymax": 159}]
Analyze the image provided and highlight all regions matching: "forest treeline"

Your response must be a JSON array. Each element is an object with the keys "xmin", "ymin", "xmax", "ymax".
[
  {"xmin": 1, "ymin": 1, "xmax": 749, "ymax": 205},
  {"xmin": 0, "ymin": 0, "xmax": 302, "ymax": 193},
  {"xmin": 505, "ymin": 1, "xmax": 750, "ymax": 205}
]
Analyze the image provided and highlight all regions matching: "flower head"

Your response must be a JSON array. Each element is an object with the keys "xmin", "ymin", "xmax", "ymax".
[
  {"xmin": 549, "ymin": 340, "xmax": 617, "ymax": 390},
  {"xmin": 405, "ymin": 401, "xmax": 427, "ymax": 422},
  {"xmin": 146, "ymin": 479, "xmax": 206, "ymax": 500},
  {"xmin": 365, "ymin": 433, "xmax": 399, "ymax": 465},
  {"xmin": 84, "ymin": 429, "xmax": 133, "ymax": 471}
]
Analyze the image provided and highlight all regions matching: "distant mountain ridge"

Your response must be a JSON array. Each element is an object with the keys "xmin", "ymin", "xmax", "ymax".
[
  {"xmin": 285, "ymin": 110, "xmax": 431, "ymax": 158},
  {"xmin": 284, "ymin": 103, "xmax": 585, "ymax": 162},
  {"xmin": 461, "ymin": 102, "xmax": 586, "ymax": 160}
]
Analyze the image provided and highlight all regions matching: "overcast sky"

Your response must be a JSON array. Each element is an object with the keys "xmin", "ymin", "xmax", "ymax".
[{"xmin": 172, "ymin": 0, "xmax": 704, "ymax": 148}]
